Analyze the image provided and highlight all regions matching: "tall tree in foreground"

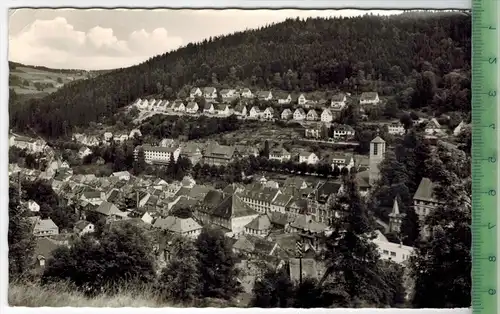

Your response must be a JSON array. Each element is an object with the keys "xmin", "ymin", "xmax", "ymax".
[
  {"xmin": 195, "ymin": 227, "xmax": 242, "ymax": 300},
  {"xmin": 8, "ymin": 186, "xmax": 35, "ymax": 280},
  {"xmin": 322, "ymin": 174, "xmax": 397, "ymax": 307},
  {"xmin": 410, "ymin": 142, "xmax": 471, "ymax": 308},
  {"xmin": 159, "ymin": 236, "xmax": 200, "ymax": 303},
  {"xmin": 251, "ymin": 267, "xmax": 294, "ymax": 308}
]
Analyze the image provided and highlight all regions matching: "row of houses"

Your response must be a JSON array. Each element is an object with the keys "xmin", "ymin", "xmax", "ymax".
[
  {"xmin": 9, "ymin": 133, "xmax": 47, "ymax": 153},
  {"xmin": 189, "ymin": 87, "xmax": 380, "ymax": 107}
]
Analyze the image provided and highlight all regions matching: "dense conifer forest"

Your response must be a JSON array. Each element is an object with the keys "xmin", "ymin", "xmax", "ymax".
[{"xmin": 9, "ymin": 12, "xmax": 471, "ymax": 138}]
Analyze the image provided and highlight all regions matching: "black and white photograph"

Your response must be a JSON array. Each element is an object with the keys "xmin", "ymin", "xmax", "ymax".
[{"xmin": 7, "ymin": 7, "xmax": 471, "ymax": 309}]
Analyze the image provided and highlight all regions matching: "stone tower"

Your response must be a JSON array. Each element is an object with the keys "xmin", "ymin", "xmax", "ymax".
[
  {"xmin": 389, "ymin": 196, "xmax": 406, "ymax": 233},
  {"xmin": 368, "ymin": 133, "xmax": 386, "ymax": 186}
]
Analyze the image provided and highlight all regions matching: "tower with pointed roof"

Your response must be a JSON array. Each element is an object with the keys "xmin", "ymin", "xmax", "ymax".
[
  {"xmin": 368, "ymin": 131, "xmax": 386, "ymax": 186},
  {"xmin": 389, "ymin": 196, "xmax": 406, "ymax": 233}
]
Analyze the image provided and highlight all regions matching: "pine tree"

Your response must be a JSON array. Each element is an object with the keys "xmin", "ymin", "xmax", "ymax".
[
  {"xmin": 159, "ymin": 236, "xmax": 200, "ymax": 303},
  {"xmin": 195, "ymin": 227, "xmax": 242, "ymax": 300},
  {"xmin": 8, "ymin": 186, "xmax": 35, "ymax": 280},
  {"xmin": 322, "ymin": 174, "xmax": 395, "ymax": 306}
]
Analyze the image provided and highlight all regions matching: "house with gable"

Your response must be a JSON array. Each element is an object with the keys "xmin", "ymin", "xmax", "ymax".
[
  {"xmin": 293, "ymin": 108, "xmax": 306, "ymax": 121},
  {"xmin": 135, "ymin": 144, "xmax": 181, "ymax": 165},
  {"xmin": 215, "ymin": 104, "xmax": 231, "ymax": 116},
  {"xmin": 152, "ymin": 216, "xmax": 203, "ymax": 239},
  {"xmin": 331, "ymin": 93, "xmax": 347, "ymax": 108},
  {"xmin": 73, "ymin": 220, "xmax": 95, "ymax": 236},
  {"xmin": 329, "ymin": 154, "xmax": 355, "ymax": 171},
  {"xmin": 321, "ymin": 109, "xmax": 334, "ymax": 123},
  {"xmin": 413, "ymin": 177, "xmax": 444, "ymax": 238},
  {"xmin": 203, "ymin": 87, "xmax": 217, "ymax": 99},
  {"xmin": 257, "ymin": 91, "xmax": 273, "ymax": 101},
  {"xmin": 238, "ymin": 183, "xmax": 281, "ymax": 214},
  {"xmin": 78, "ymin": 146, "xmax": 92, "ymax": 159},
  {"xmin": 29, "ymin": 217, "xmax": 59, "ymax": 237},
  {"xmin": 278, "ymin": 94, "xmax": 292, "ymax": 105},
  {"xmin": 281, "ymin": 108, "xmax": 293, "ymax": 120},
  {"xmin": 220, "ymin": 89, "xmax": 237, "ymax": 100},
  {"xmin": 203, "ymin": 103, "xmax": 215, "ymax": 115},
  {"xmin": 306, "ymin": 109, "xmax": 318, "ymax": 121},
  {"xmin": 298, "ymin": 94, "xmax": 307, "ymax": 105},
  {"xmin": 263, "ymin": 107, "xmax": 275, "ymax": 120},
  {"xmin": 299, "ymin": 151, "xmax": 319, "ymax": 165},
  {"xmin": 129, "ymin": 129, "xmax": 142, "ymax": 138},
  {"xmin": 190, "ymin": 87, "xmax": 203, "ymax": 98},
  {"xmin": 197, "ymin": 192, "xmax": 260, "ymax": 237},
  {"xmin": 244, "ymin": 214, "xmax": 272, "ymax": 237},
  {"xmin": 173, "ymin": 101, "xmax": 186, "ymax": 112},
  {"xmin": 89, "ymin": 201, "xmax": 128, "ymax": 223},
  {"xmin": 270, "ymin": 193, "xmax": 293, "ymax": 213},
  {"xmin": 249, "ymin": 106, "xmax": 261, "ymax": 119},
  {"xmin": 269, "ymin": 147, "xmax": 291, "ymax": 162},
  {"xmin": 240, "ymin": 88, "xmax": 253, "ymax": 98},
  {"xmin": 180, "ymin": 142, "xmax": 203, "ymax": 165},
  {"xmin": 359, "ymin": 92, "xmax": 380, "ymax": 105},
  {"xmin": 113, "ymin": 133, "xmax": 129, "ymax": 143},
  {"xmin": 372, "ymin": 230, "xmax": 414, "ymax": 264},
  {"xmin": 425, "ymin": 118, "xmax": 446, "ymax": 136},
  {"xmin": 186, "ymin": 102, "xmax": 199, "ymax": 114},
  {"xmin": 233, "ymin": 103, "xmax": 247, "ymax": 117}
]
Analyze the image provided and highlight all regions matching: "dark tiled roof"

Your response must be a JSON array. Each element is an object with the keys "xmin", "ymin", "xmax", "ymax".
[
  {"xmin": 413, "ymin": 177, "xmax": 437, "ymax": 202},
  {"xmin": 245, "ymin": 214, "xmax": 272, "ymax": 231}
]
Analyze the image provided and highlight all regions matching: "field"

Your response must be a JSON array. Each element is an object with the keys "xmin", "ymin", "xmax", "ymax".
[{"xmin": 9, "ymin": 63, "xmax": 92, "ymax": 100}]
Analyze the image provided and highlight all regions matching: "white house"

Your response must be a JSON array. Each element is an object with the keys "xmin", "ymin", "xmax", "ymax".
[
  {"xmin": 329, "ymin": 154, "xmax": 355, "ymax": 170},
  {"xmin": 220, "ymin": 89, "xmax": 236, "ymax": 100},
  {"xmin": 359, "ymin": 92, "xmax": 380, "ymax": 105},
  {"xmin": 388, "ymin": 122, "xmax": 405, "ymax": 135},
  {"xmin": 27, "ymin": 200, "xmax": 40, "ymax": 212},
  {"xmin": 372, "ymin": 230, "xmax": 414, "ymax": 265},
  {"xmin": 186, "ymin": 102, "xmax": 199, "ymax": 114},
  {"xmin": 257, "ymin": 91, "xmax": 273, "ymax": 101},
  {"xmin": 135, "ymin": 144, "xmax": 181, "ymax": 164},
  {"xmin": 269, "ymin": 148, "xmax": 291, "ymax": 162},
  {"xmin": 249, "ymin": 106, "xmax": 261, "ymax": 119},
  {"xmin": 278, "ymin": 94, "xmax": 292, "ymax": 104},
  {"xmin": 203, "ymin": 87, "xmax": 217, "ymax": 99},
  {"xmin": 215, "ymin": 104, "xmax": 231, "ymax": 116},
  {"xmin": 113, "ymin": 133, "xmax": 129, "ymax": 143},
  {"xmin": 153, "ymin": 216, "xmax": 203, "ymax": 239},
  {"xmin": 263, "ymin": 107, "xmax": 275, "ymax": 120},
  {"xmin": 78, "ymin": 146, "xmax": 92, "ymax": 159},
  {"xmin": 240, "ymin": 88, "xmax": 253, "ymax": 98},
  {"xmin": 425, "ymin": 118, "xmax": 446, "ymax": 136},
  {"xmin": 332, "ymin": 125, "xmax": 355, "ymax": 139},
  {"xmin": 298, "ymin": 94, "xmax": 307, "ymax": 105},
  {"xmin": 111, "ymin": 171, "xmax": 131, "ymax": 181},
  {"xmin": 154, "ymin": 100, "xmax": 169, "ymax": 111},
  {"xmin": 190, "ymin": 87, "xmax": 203, "ymax": 98},
  {"xmin": 298, "ymin": 151, "xmax": 319, "ymax": 165},
  {"xmin": 129, "ymin": 129, "xmax": 142, "ymax": 138},
  {"xmin": 281, "ymin": 109, "xmax": 293, "ymax": 120},
  {"xmin": 104, "ymin": 132, "xmax": 113, "ymax": 142},
  {"xmin": 203, "ymin": 103, "xmax": 215, "ymax": 114},
  {"xmin": 73, "ymin": 220, "xmax": 95, "ymax": 236},
  {"xmin": 306, "ymin": 109, "xmax": 318, "ymax": 121},
  {"xmin": 331, "ymin": 93, "xmax": 347, "ymax": 108},
  {"xmin": 293, "ymin": 108, "xmax": 306, "ymax": 121},
  {"xmin": 173, "ymin": 101, "xmax": 186, "ymax": 112},
  {"xmin": 321, "ymin": 109, "xmax": 334, "ymax": 123},
  {"xmin": 30, "ymin": 217, "xmax": 59, "ymax": 237},
  {"xmin": 233, "ymin": 104, "xmax": 247, "ymax": 116}
]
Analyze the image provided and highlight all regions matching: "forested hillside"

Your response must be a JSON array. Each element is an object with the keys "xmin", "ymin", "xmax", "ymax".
[{"xmin": 9, "ymin": 13, "xmax": 471, "ymax": 138}]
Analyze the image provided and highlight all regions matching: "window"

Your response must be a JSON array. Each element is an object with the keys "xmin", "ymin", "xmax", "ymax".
[
  {"xmin": 390, "ymin": 251, "xmax": 396, "ymax": 257},
  {"xmin": 383, "ymin": 250, "xmax": 389, "ymax": 255},
  {"xmin": 373, "ymin": 143, "xmax": 378, "ymax": 155}
]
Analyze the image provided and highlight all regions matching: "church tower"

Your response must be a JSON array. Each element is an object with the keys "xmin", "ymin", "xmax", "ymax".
[
  {"xmin": 389, "ymin": 196, "xmax": 406, "ymax": 233},
  {"xmin": 368, "ymin": 133, "xmax": 386, "ymax": 186}
]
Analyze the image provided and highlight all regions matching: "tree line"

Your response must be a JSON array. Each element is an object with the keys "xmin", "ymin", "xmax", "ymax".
[{"xmin": 9, "ymin": 13, "xmax": 470, "ymax": 138}]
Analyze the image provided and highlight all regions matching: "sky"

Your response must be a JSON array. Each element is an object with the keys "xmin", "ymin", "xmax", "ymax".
[{"xmin": 8, "ymin": 8, "xmax": 410, "ymax": 70}]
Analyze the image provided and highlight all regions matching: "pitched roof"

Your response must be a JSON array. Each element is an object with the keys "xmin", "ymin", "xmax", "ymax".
[
  {"xmin": 295, "ymin": 108, "xmax": 306, "ymax": 115},
  {"xmin": 413, "ymin": 177, "xmax": 438, "ymax": 202},
  {"xmin": 74, "ymin": 220, "xmax": 92, "ymax": 232},
  {"xmin": 271, "ymin": 193, "xmax": 293, "ymax": 207},
  {"xmin": 360, "ymin": 92, "xmax": 379, "ymax": 101},
  {"xmin": 234, "ymin": 104, "xmax": 246, "ymax": 113},
  {"xmin": 245, "ymin": 214, "xmax": 272, "ymax": 231},
  {"xmin": 30, "ymin": 217, "xmax": 59, "ymax": 231},
  {"xmin": 186, "ymin": 102, "xmax": 198, "ymax": 109},
  {"xmin": 204, "ymin": 144, "xmax": 235, "ymax": 159},
  {"xmin": 211, "ymin": 194, "xmax": 258, "ymax": 219},
  {"xmin": 371, "ymin": 136, "xmax": 385, "ymax": 144},
  {"xmin": 266, "ymin": 211, "xmax": 291, "ymax": 226},
  {"xmin": 152, "ymin": 216, "xmax": 202, "ymax": 233},
  {"xmin": 331, "ymin": 93, "xmax": 346, "ymax": 102},
  {"xmin": 93, "ymin": 201, "xmax": 126, "ymax": 217},
  {"xmin": 290, "ymin": 214, "xmax": 328, "ymax": 233}
]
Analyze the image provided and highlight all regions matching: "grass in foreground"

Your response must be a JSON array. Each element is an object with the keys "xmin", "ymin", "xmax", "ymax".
[{"xmin": 9, "ymin": 282, "xmax": 166, "ymax": 307}]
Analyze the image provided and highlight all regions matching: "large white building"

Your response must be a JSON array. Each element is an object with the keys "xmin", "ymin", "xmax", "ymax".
[
  {"xmin": 372, "ymin": 230, "xmax": 414, "ymax": 265},
  {"xmin": 134, "ymin": 144, "xmax": 181, "ymax": 164}
]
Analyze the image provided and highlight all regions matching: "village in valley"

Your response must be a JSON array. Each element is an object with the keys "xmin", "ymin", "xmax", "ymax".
[
  {"xmin": 9, "ymin": 82, "xmax": 470, "ymax": 304},
  {"xmin": 8, "ymin": 9, "xmax": 472, "ymax": 309}
]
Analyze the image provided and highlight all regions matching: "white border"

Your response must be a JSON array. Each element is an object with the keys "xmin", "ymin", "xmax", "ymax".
[{"xmin": 2, "ymin": 1, "xmax": 472, "ymax": 314}]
